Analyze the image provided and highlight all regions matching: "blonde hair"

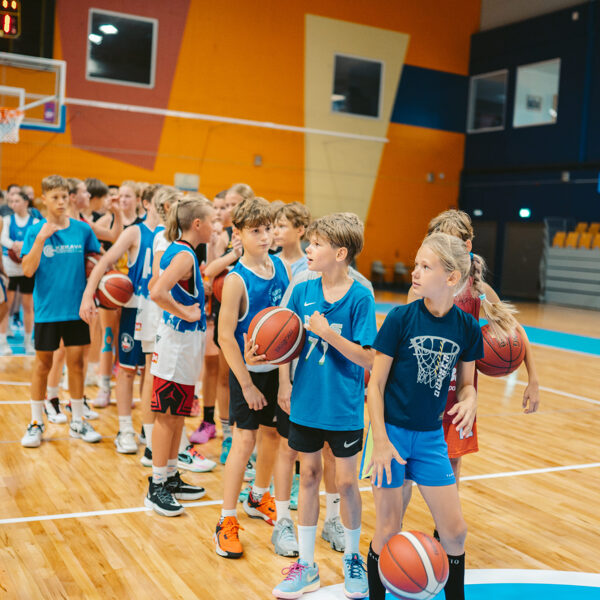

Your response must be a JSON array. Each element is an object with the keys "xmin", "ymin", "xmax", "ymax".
[
  {"xmin": 120, "ymin": 180, "xmax": 143, "ymax": 197},
  {"xmin": 422, "ymin": 229, "xmax": 518, "ymax": 338},
  {"xmin": 228, "ymin": 183, "xmax": 254, "ymax": 201},
  {"xmin": 42, "ymin": 175, "xmax": 69, "ymax": 193},
  {"xmin": 153, "ymin": 186, "xmax": 183, "ymax": 223},
  {"xmin": 274, "ymin": 201, "xmax": 311, "ymax": 230},
  {"xmin": 306, "ymin": 212, "xmax": 364, "ymax": 264},
  {"xmin": 427, "ymin": 209, "xmax": 474, "ymax": 242},
  {"xmin": 231, "ymin": 196, "xmax": 272, "ymax": 230},
  {"xmin": 67, "ymin": 177, "xmax": 83, "ymax": 194},
  {"xmin": 165, "ymin": 197, "xmax": 213, "ymax": 242}
]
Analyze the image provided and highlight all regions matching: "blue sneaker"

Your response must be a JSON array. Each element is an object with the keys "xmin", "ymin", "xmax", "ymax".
[
  {"xmin": 220, "ymin": 436, "xmax": 232, "ymax": 464},
  {"xmin": 272, "ymin": 559, "xmax": 319, "ymax": 598},
  {"xmin": 289, "ymin": 473, "xmax": 300, "ymax": 510},
  {"xmin": 342, "ymin": 553, "xmax": 368, "ymax": 598}
]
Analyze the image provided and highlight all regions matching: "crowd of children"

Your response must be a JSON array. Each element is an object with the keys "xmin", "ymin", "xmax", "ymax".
[{"xmin": 6, "ymin": 171, "xmax": 541, "ymax": 600}]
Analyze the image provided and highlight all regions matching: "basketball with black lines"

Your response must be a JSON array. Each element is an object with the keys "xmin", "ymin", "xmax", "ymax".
[
  {"xmin": 476, "ymin": 324, "xmax": 525, "ymax": 377},
  {"xmin": 95, "ymin": 270, "xmax": 134, "ymax": 309},
  {"xmin": 379, "ymin": 531, "xmax": 449, "ymax": 599},
  {"xmin": 247, "ymin": 307, "xmax": 305, "ymax": 365}
]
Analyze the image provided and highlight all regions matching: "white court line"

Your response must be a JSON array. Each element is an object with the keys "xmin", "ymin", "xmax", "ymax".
[
  {"xmin": 1, "ymin": 460, "xmax": 598, "ymax": 526},
  {"xmin": 0, "ymin": 380, "xmax": 30, "ymax": 386},
  {"xmin": 515, "ymin": 380, "xmax": 600, "ymax": 406}
]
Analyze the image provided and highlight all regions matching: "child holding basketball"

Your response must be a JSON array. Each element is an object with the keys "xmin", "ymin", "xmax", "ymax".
[
  {"xmin": 273, "ymin": 213, "xmax": 377, "ymax": 599},
  {"xmin": 20, "ymin": 175, "xmax": 103, "ymax": 448},
  {"xmin": 363, "ymin": 232, "xmax": 484, "ymax": 600}
]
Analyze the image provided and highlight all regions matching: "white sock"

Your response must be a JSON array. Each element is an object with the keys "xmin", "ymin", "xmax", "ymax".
[
  {"xmin": 326, "ymin": 493, "xmax": 341, "ymax": 521},
  {"xmin": 143, "ymin": 423, "xmax": 154, "ymax": 450},
  {"xmin": 343, "ymin": 526, "xmax": 361, "ymax": 555},
  {"xmin": 251, "ymin": 485, "xmax": 269, "ymax": 500},
  {"xmin": 100, "ymin": 375, "xmax": 111, "ymax": 392},
  {"xmin": 167, "ymin": 458, "xmax": 177, "ymax": 478},
  {"xmin": 30, "ymin": 400, "xmax": 44, "ymax": 423},
  {"xmin": 47, "ymin": 386, "xmax": 60, "ymax": 400},
  {"xmin": 152, "ymin": 465, "xmax": 167, "ymax": 484},
  {"xmin": 178, "ymin": 429, "xmax": 189, "ymax": 453},
  {"xmin": 221, "ymin": 508, "xmax": 237, "ymax": 519},
  {"xmin": 87, "ymin": 362, "xmax": 98, "ymax": 375},
  {"xmin": 275, "ymin": 500, "xmax": 291, "ymax": 523},
  {"xmin": 118, "ymin": 415, "xmax": 133, "ymax": 432},
  {"xmin": 70, "ymin": 398, "xmax": 84, "ymax": 422},
  {"xmin": 298, "ymin": 525, "xmax": 317, "ymax": 565}
]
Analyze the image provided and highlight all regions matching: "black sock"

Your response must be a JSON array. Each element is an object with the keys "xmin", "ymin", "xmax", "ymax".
[
  {"xmin": 444, "ymin": 553, "xmax": 465, "ymax": 600},
  {"xmin": 204, "ymin": 406, "xmax": 215, "ymax": 424},
  {"xmin": 295, "ymin": 460, "xmax": 300, "ymax": 475},
  {"xmin": 367, "ymin": 543, "xmax": 387, "ymax": 600}
]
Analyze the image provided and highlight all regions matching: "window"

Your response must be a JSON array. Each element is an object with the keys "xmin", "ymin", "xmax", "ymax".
[
  {"xmin": 87, "ymin": 9, "xmax": 157, "ymax": 88},
  {"xmin": 513, "ymin": 59, "xmax": 560, "ymax": 128},
  {"xmin": 331, "ymin": 54, "xmax": 382, "ymax": 118},
  {"xmin": 467, "ymin": 70, "xmax": 508, "ymax": 133}
]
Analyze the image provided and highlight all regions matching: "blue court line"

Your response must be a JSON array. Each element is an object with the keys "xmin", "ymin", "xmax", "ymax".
[{"xmin": 374, "ymin": 302, "xmax": 600, "ymax": 357}]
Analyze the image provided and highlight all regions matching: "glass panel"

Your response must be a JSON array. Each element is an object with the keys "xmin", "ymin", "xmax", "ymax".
[
  {"xmin": 513, "ymin": 59, "xmax": 560, "ymax": 128},
  {"xmin": 87, "ymin": 10, "xmax": 156, "ymax": 88},
  {"xmin": 467, "ymin": 70, "xmax": 507, "ymax": 132},
  {"xmin": 331, "ymin": 55, "xmax": 382, "ymax": 118}
]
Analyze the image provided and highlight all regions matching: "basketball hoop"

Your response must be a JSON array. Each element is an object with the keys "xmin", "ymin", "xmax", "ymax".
[{"xmin": 0, "ymin": 107, "xmax": 24, "ymax": 143}]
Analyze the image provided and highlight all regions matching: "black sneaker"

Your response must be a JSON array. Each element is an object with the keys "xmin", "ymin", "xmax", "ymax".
[
  {"xmin": 140, "ymin": 446, "xmax": 152, "ymax": 467},
  {"xmin": 166, "ymin": 471, "xmax": 206, "ymax": 500},
  {"xmin": 144, "ymin": 476, "xmax": 183, "ymax": 517}
]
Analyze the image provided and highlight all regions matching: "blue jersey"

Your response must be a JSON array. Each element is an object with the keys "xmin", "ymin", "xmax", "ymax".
[
  {"xmin": 228, "ymin": 255, "xmax": 289, "ymax": 369},
  {"xmin": 135, "ymin": 223, "xmax": 164, "ymax": 300},
  {"xmin": 275, "ymin": 252, "xmax": 308, "ymax": 277},
  {"xmin": 159, "ymin": 240, "xmax": 206, "ymax": 333},
  {"xmin": 374, "ymin": 299, "xmax": 483, "ymax": 431},
  {"xmin": 3, "ymin": 214, "xmax": 37, "ymax": 255},
  {"xmin": 285, "ymin": 277, "xmax": 377, "ymax": 431},
  {"xmin": 22, "ymin": 218, "xmax": 101, "ymax": 323}
]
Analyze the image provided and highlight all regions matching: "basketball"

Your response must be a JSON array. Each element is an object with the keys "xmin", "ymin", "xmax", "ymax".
[
  {"xmin": 85, "ymin": 252, "xmax": 102, "ymax": 278},
  {"xmin": 379, "ymin": 531, "xmax": 449, "ymax": 600},
  {"xmin": 476, "ymin": 324, "xmax": 525, "ymax": 377},
  {"xmin": 7, "ymin": 247, "xmax": 22, "ymax": 264},
  {"xmin": 247, "ymin": 307, "xmax": 305, "ymax": 365},
  {"xmin": 212, "ymin": 270, "xmax": 227, "ymax": 303},
  {"xmin": 96, "ymin": 270, "xmax": 134, "ymax": 309}
]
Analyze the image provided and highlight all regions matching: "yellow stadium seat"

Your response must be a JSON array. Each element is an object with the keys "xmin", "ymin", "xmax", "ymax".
[
  {"xmin": 578, "ymin": 232, "xmax": 592, "ymax": 249},
  {"xmin": 552, "ymin": 231, "xmax": 566, "ymax": 247},
  {"xmin": 589, "ymin": 222, "xmax": 600, "ymax": 236},
  {"xmin": 592, "ymin": 233, "xmax": 600, "ymax": 249},
  {"xmin": 565, "ymin": 232, "xmax": 580, "ymax": 248},
  {"xmin": 575, "ymin": 222, "xmax": 588, "ymax": 233}
]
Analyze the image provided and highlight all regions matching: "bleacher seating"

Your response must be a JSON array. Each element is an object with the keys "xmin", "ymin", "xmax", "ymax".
[
  {"xmin": 575, "ymin": 222, "xmax": 588, "ymax": 233},
  {"xmin": 564, "ymin": 232, "xmax": 579, "ymax": 248},
  {"xmin": 552, "ymin": 231, "xmax": 566, "ymax": 247},
  {"xmin": 578, "ymin": 232, "xmax": 592, "ymax": 249}
]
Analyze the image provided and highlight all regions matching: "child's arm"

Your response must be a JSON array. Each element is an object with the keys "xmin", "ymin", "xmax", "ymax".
[
  {"xmin": 90, "ymin": 200, "xmax": 123, "ymax": 243},
  {"xmin": 204, "ymin": 236, "xmax": 242, "ymax": 278},
  {"xmin": 147, "ymin": 250, "xmax": 164, "ymax": 293},
  {"xmin": 217, "ymin": 274, "xmax": 267, "ymax": 411},
  {"xmin": 1, "ymin": 216, "xmax": 12, "ymax": 249},
  {"xmin": 446, "ymin": 360, "xmax": 477, "ymax": 435},
  {"xmin": 277, "ymin": 363, "xmax": 292, "ymax": 414},
  {"xmin": 21, "ymin": 222, "xmax": 60, "ymax": 277},
  {"xmin": 366, "ymin": 351, "xmax": 406, "ymax": 487},
  {"xmin": 306, "ymin": 311, "xmax": 375, "ymax": 369}
]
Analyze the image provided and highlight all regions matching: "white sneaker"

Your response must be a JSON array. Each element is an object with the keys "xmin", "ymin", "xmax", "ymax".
[
  {"xmin": 177, "ymin": 445, "xmax": 216, "ymax": 472},
  {"xmin": 82, "ymin": 398, "xmax": 99, "ymax": 420},
  {"xmin": 24, "ymin": 339, "xmax": 35, "ymax": 355},
  {"xmin": 0, "ymin": 340, "xmax": 12, "ymax": 356},
  {"xmin": 93, "ymin": 388, "xmax": 110, "ymax": 408},
  {"xmin": 21, "ymin": 422, "xmax": 44, "ymax": 447},
  {"xmin": 69, "ymin": 420, "xmax": 102, "ymax": 443},
  {"xmin": 115, "ymin": 429, "xmax": 138, "ymax": 454},
  {"xmin": 44, "ymin": 398, "xmax": 67, "ymax": 424},
  {"xmin": 85, "ymin": 372, "xmax": 99, "ymax": 387}
]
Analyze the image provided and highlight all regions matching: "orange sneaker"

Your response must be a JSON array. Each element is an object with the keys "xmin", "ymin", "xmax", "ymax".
[
  {"xmin": 242, "ymin": 490, "xmax": 276, "ymax": 526},
  {"xmin": 214, "ymin": 516, "xmax": 243, "ymax": 558}
]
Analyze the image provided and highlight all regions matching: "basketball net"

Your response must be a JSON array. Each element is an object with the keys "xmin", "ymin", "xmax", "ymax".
[
  {"xmin": 0, "ymin": 107, "xmax": 24, "ymax": 143},
  {"xmin": 409, "ymin": 336, "xmax": 460, "ymax": 389}
]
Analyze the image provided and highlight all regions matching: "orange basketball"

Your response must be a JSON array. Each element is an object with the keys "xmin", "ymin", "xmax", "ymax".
[
  {"xmin": 212, "ymin": 270, "xmax": 227, "ymax": 303},
  {"xmin": 85, "ymin": 252, "xmax": 102, "ymax": 278},
  {"xmin": 379, "ymin": 531, "xmax": 449, "ymax": 600},
  {"xmin": 247, "ymin": 307, "xmax": 305, "ymax": 365},
  {"xmin": 96, "ymin": 270, "xmax": 134, "ymax": 309},
  {"xmin": 476, "ymin": 324, "xmax": 525, "ymax": 377}
]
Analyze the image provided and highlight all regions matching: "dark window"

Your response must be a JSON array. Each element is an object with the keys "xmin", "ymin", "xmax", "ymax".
[
  {"xmin": 467, "ymin": 70, "xmax": 507, "ymax": 132},
  {"xmin": 87, "ymin": 10, "xmax": 157, "ymax": 88},
  {"xmin": 332, "ymin": 55, "xmax": 382, "ymax": 118}
]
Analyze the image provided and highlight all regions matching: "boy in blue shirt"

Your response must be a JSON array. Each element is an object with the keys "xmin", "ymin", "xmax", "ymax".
[
  {"xmin": 273, "ymin": 213, "xmax": 377, "ymax": 599},
  {"xmin": 20, "ymin": 175, "xmax": 102, "ymax": 448}
]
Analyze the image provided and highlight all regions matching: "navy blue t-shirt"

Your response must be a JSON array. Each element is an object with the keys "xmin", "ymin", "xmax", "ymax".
[{"xmin": 374, "ymin": 299, "xmax": 483, "ymax": 431}]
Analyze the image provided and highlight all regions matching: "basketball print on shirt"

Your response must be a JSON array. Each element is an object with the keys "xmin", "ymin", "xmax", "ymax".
[{"xmin": 410, "ymin": 336, "xmax": 460, "ymax": 397}]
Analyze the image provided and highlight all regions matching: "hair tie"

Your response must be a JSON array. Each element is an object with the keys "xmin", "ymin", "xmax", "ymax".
[
  {"xmin": 479, "ymin": 293, "xmax": 486, "ymax": 301},
  {"xmin": 469, "ymin": 252, "xmax": 474, "ymax": 260}
]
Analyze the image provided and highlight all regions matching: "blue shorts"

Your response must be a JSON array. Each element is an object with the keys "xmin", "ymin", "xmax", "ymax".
[
  {"xmin": 360, "ymin": 423, "xmax": 455, "ymax": 488},
  {"xmin": 118, "ymin": 307, "xmax": 145, "ymax": 370}
]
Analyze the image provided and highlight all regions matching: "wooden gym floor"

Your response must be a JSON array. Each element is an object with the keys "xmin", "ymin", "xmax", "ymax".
[{"xmin": 0, "ymin": 293, "xmax": 598, "ymax": 599}]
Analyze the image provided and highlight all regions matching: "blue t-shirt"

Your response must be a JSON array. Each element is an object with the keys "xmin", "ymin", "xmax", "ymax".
[
  {"xmin": 22, "ymin": 218, "xmax": 101, "ymax": 323},
  {"xmin": 275, "ymin": 252, "xmax": 308, "ymax": 277},
  {"xmin": 285, "ymin": 277, "xmax": 377, "ymax": 431},
  {"xmin": 374, "ymin": 299, "xmax": 483, "ymax": 431}
]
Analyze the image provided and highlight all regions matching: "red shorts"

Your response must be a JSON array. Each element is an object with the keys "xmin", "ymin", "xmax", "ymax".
[
  {"xmin": 151, "ymin": 376, "xmax": 195, "ymax": 416},
  {"xmin": 443, "ymin": 421, "xmax": 478, "ymax": 459}
]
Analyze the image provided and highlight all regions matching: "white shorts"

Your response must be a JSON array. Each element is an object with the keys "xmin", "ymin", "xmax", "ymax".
[
  {"xmin": 135, "ymin": 296, "xmax": 161, "ymax": 343},
  {"xmin": 150, "ymin": 321, "xmax": 206, "ymax": 386}
]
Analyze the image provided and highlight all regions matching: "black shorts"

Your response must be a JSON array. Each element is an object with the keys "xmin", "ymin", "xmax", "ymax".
[
  {"xmin": 34, "ymin": 320, "xmax": 91, "ymax": 352},
  {"xmin": 8, "ymin": 275, "xmax": 34, "ymax": 294},
  {"xmin": 276, "ymin": 404, "xmax": 291, "ymax": 439},
  {"xmin": 288, "ymin": 421, "xmax": 364, "ymax": 458},
  {"xmin": 229, "ymin": 369, "xmax": 278, "ymax": 430}
]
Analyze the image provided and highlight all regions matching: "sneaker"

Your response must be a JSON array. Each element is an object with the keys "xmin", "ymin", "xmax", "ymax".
[
  {"xmin": 65, "ymin": 398, "xmax": 99, "ymax": 421},
  {"xmin": 140, "ymin": 446, "xmax": 153, "ymax": 467},
  {"xmin": 239, "ymin": 483, "xmax": 252, "ymax": 504},
  {"xmin": 342, "ymin": 553, "xmax": 368, "ymax": 599},
  {"xmin": 21, "ymin": 421, "xmax": 44, "ymax": 447},
  {"xmin": 290, "ymin": 473, "xmax": 300, "ymax": 511},
  {"xmin": 44, "ymin": 397, "xmax": 67, "ymax": 424},
  {"xmin": 85, "ymin": 371, "xmax": 98, "ymax": 387},
  {"xmin": 272, "ymin": 559, "xmax": 320, "ymax": 598},
  {"xmin": 321, "ymin": 515, "xmax": 345, "ymax": 552},
  {"xmin": 243, "ymin": 489, "xmax": 276, "ymax": 525},
  {"xmin": 114, "ymin": 430, "xmax": 138, "ymax": 454},
  {"xmin": 144, "ymin": 477, "xmax": 183, "ymax": 517},
  {"xmin": 189, "ymin": 421, "xmax": 217, "ymax": 444},
  {"xmin": 220, "ymin": 436, "xmax": 232, "ymax": 464},
  {"xmin": 177, "ymin": 445, "xmax": 216, "ymax": 473},
  {"xmin": 244, "ymin": 459, "xmax": 256, "ymax": 482},
  {"xmin": 69, "ymin": 420, "xmax": 102, "ymax": 443},
  {"xmin": 166, "ymin": 471, "xmax": 206, "ymax": 500},
  {"xmin": 93, "ymin": 388, "xmax": 110, "ymax": 408},
  {"xmin": 271, "ymin": 518, "xmax": 299, "ymax": 557},
  {"xmin": 0, "ymin": 339, "xmax": 12, "ymax": 356},
  {"xmin": 214, "ymin": 516, "xmax": 243, "ymax": 558},
  {"xmin": 138, "ymin": 425, "xmax": 146, "ymax": 445}
]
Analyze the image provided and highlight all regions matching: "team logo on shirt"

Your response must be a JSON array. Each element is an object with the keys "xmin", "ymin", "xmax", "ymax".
[
  {"xmin": 121, "ymin": 333, "xmax": 134, "ymax": 353},
  {"xmin": 409, "ymin": 336, "xmax": 460, "ymax": 397},
  {"xmin": 270, "ymin": 286, "xmax": 283, "ymax": 306},
  {"xmin": 42, "ymin": 243, "xmax": 82, "ymax": 259}
]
